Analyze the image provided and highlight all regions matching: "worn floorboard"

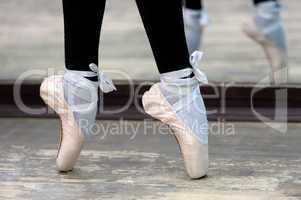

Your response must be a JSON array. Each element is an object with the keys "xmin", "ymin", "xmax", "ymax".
[{"xmin": 0, "ymin": 118, "xmax": 300, "ymax": 199}]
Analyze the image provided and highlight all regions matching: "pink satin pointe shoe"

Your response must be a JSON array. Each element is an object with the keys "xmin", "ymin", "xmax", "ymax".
[
  {"xmin": 143, "ymin": 51, "xmax": 209, "ymax": 179},
  {"xmin": 40, "ymin": 64, "xmax": 116, "ymax": 172}
]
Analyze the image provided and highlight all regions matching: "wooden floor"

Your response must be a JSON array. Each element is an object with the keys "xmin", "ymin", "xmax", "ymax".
[
  {"xmin": 1, "ymin": 2, "xmax": 301, "ymax": 199},
  {"xmin": 0, "ymin": 0, "xmax": 300, "ymax": 83},
  {"xmin": 0, "ymin": 118, "xmax": 300, "ymax": 199}
]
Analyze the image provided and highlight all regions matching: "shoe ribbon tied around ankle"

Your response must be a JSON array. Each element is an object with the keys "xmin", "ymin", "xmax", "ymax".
[
  {"xmin": 89, "ymin": 63, "xmax": 117, "ymax": 93},
  {"xmin": 63, "ymin": 64, "xmax": 116, "ymax": 136},
  {"xmin": 65, "ymin": 64, "xmax": 117, "ymax": 94},
  {"xmin": 63, "ymin": 64, "xmax": 117, "ymax": 114},
  {"xmin": 189, "ymin": 51, "xmax": 208, "ymax": 84}
]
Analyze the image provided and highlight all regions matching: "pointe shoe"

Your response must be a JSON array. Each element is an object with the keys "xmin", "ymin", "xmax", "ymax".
[
  {"xmin": 143, "ymin": 51, "xmax": 209, "ymax": 179},
  {"xmin": 242, "ymin": 2, "xmax": 288, "ymax": 85},
  {"xmin": 40, "ymin": 64, "xmax": 116, "ymax": 172},
  {"xmin": 183, "ymin": 8, "xmax": 209, "ymax": 54},
  {"xmin": 40, "ymin": 75, "xmax": 84, "ymax": 172}
]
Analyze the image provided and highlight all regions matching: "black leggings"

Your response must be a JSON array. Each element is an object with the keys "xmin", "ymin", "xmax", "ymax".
[
  {"xmin": 63, "ymin": 0, "xmax": 192, "ymax": 74},
  {"xmin": 184, "ymin": 0, "xmax": 276, "ymax": 10}
]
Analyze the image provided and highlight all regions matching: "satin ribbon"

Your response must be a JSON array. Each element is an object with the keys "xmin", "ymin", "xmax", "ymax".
[
  {"xmin": 89, "ymin": 63, "xmax": 117, "ymax": 93},
  {"xmin": 64, "ymin": 63, "xmax": 116, "ymax": 93},
  {"xmin": 189, "ymin": 51, "xmax": 208, "ymax": 84}
]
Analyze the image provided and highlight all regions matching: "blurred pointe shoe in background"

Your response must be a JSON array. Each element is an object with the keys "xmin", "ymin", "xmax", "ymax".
[
  {"xmin": 242, "ymin": 1, "xmax": 288, "ymax": 85},
  {"xmin": 183, "ymin": 8, "xmax": 209, "ymax": 54}
]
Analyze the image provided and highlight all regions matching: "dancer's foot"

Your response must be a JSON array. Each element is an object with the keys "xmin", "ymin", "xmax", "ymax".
[
  {"xmin": 40, "ymin": 64, "xmax": 116, "ymax": 172},
  {"xmin": 142, "ymin": 51, "xmax": 209, "ymax": 179},
  {"xmin": 183, "ymin": 8, "xmax": 208, "ymax": 54},
  {"xmin": 242, "ymin": 1, "xmax": 288, "ymax": 85}
]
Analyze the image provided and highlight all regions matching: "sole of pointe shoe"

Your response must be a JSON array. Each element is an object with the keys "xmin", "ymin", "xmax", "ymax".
[
  {"xmin": 56, "ymin": 121, "xmax": 73, "ymax": 173},
  {"xmin": 172, "ymin": 132, "xmax": 207, "ymax": 179},
  {"xmin": 40, "ymin": 76, "xmax": 83, "ymax": 172},
  {"xmin": 142, "ymin": 84, "xmax": 208, "ymax": 179},
  {"xmin": 40, "ymin": 76, "xmax": 63, "ymax": 159},
  {"xmin": 58, "ymin": 120, "xmax": 63, "ymax": 159},
  {"xmin": 242, "ymin": 22, "xmax": 288, "ymax": 85}
]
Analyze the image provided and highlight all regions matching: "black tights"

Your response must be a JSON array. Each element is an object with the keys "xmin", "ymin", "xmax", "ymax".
[
  {"xmin": 63, "ymin": 0, "xmax": 192, "ymax": 74},
  {"xmin": 185, "ymin": 0, "xmax": 276, "ymax": 10}
]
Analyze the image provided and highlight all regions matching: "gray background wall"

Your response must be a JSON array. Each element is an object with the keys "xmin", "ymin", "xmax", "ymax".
[{"xmin": 0, "ymin": 0, "xmax": 300, "ymax": 83}]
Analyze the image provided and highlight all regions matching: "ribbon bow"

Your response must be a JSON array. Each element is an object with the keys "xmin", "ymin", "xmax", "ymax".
[
  {"xmin": 89, "ymin": 63, "xmax": 117, "ymax": 93},
  {"xmin": 189, "ymin": 51, "xmax": 208, "ymax": 84}
]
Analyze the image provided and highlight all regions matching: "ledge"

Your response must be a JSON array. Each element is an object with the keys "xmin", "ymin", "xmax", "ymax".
[{"xmin": 1, "ymin": 80, "xmax": 301, "ymax": 122}]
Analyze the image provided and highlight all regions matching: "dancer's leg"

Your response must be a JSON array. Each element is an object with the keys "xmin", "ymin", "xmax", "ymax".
[
  {"xmin": 63, "ymin": 0, "xmax": 106, "ymax": 73},
  {"xmin": 185, "ymin": 0, "xmax": 203, "ymax": 10},
  {"xmin": 136, "ymin": 0, "xmax": 209, "ymax": 179},
  {"xmin": 253, "ymin": 0, "xmax": 276, "ymax": 5},
  {"xmin": 183, "ymin": 0, "xmax": 208, "ymax": 53},
  {"xmin": 135, "ymin": 0, "xmax": 192, "ymax": 74},
  {"xmin": 40, "ymin": 0, "xmax": 115, "ymax": 172}
]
